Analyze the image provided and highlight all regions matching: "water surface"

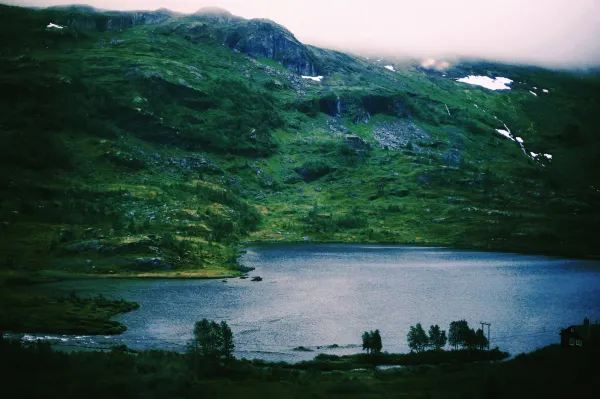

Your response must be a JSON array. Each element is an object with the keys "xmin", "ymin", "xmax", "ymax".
[{"xmin": 28, "ymin": 245, "xmax": 600, "ymax": 362}]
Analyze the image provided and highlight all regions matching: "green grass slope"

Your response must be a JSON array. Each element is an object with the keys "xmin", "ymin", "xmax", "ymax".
[{"xmin": 1, "ymin": 3, "xmax": 599, "ymax": 289}]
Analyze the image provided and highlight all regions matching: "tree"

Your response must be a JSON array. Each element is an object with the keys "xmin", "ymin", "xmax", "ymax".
[
  {"xmin": 371, "ymin": 329, "xmax": 383, "ymax": 354},
  {"xmin": 362, "ymin": 330, "xmax": 383, "ymax": 355},
  {"xmin": 189, "ymin": 319, "xmax": 235, "ymax": 361},
  {"xmin": 448, "ymin": 320, "xmax": 488, "ymax": 350},
  {"xmin": 474, "ymin": 328, "xmax": 488, "ymax": 350},
  {"xmin": 464, "ymin": 327, "xmax": 478, "ymax": 350},
  {"xmin": 428, "ymin": 324, "xmax": 447, "ymax": 351},
  {"xmin": 448, "ymin": 320, "xmax": 470, "ymax": 350},
  {"xmin": 220, "ymin": 320, "xmax": 235, "ymax": 359},
  {"xmin": 461, "ymin": 327, "xmax": 488, "ymax": 350},
  {"xmin": 407, "ymin": 323, "xmax": 428, "ymax": 352},
  {"xmin": 362, "ymin": 331, "xmax": 371, "ymax": 354}
]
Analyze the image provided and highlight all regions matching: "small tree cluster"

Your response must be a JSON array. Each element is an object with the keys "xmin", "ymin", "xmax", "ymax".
[
  {"xmin": 428, "ymin": 324, "xmax": 448, "ymax": 350},
  {"xmin": 407, "ymin": 323, "xmax": 447, "ymax": 352},
  {"xmin": 362, "ymin": 329, "xmax": 383, "ymax": 355},
  {"xmin": 189, "ymin": 319, "xmax": 235, "ymax": 361},
  {"xmin": 448, "ymin": 320, "xmax": 488, "ymax": 350}
]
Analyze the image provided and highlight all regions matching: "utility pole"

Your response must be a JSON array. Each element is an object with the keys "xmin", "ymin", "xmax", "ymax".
[{"xmin": 480, "ymin": 322, "xmax": 491, "ymax": 350}]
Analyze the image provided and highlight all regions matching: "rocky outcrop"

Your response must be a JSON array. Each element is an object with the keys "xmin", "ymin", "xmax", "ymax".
[
  {"xmin": 182, "ymin": 10, "xmax": 320, "ymax": 75},
  {"xmin": 373, "ymin": 120, "xmax": 430, "ymax": 150},
  {"xmin": 226, "ymin": 19, "xmax": 318, "ymax": 75},
  {"xmin": 45, "ymin": 7, "xmax": 173, "ymax": 32},
  {"xmin": 44, "ymin": 5, "xmax": 319, "ymax": 75}
]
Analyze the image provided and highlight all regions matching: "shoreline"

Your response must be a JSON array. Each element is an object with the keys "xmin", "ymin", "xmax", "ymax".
[
  {"xmin": 242, "ymin": 239, "xmax": 600, "ymax": 261},
  {"xmin": 3, "ymin": 240, "xmax": 596, "ymax": 288}
]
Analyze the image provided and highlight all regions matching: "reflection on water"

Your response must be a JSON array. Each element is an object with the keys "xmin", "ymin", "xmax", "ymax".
[{"xmin": 21, "ymin": 245, "xmax": 600, "ymax": 362}]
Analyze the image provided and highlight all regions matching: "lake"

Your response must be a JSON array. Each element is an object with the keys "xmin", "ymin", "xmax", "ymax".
[{"xmin": 24, "ymin": 244, "xmax": 600, "ymax": 362}]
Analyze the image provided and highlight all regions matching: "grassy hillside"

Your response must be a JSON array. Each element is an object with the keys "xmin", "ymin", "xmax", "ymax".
[{"xmin": 1, "ymin": 2, "xmax": 599, "ymax": 289}]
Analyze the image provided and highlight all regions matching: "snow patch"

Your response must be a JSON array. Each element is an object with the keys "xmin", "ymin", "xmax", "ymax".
[
  {"xmin": 529, "ymin": 90, "xmax": 538, "ymax": 96},
  {"xmin": 515, "ymin": 136, "xmax": 524, "ymax": 143},
  {"xmin": 384, "ymin": 65, "xmax": 395, "ymax": 72},
  {"xmin": 456, "ymin": 75, "xmax": 512, "ymax": 90},
  {"xmin": 301, "ymin": 75, "xmax": 323, "ymax": 82},
  {"xmin": 542, "ymin": 89, "xmax": 549, "ymax": 93},
  {"xmin": 47, "ymin": 22, "xmax": 64, "ymax": 29},
  {"xmin": 544, "ymin": 153, "xmax": 553, "ymax": 160},
  {"xmin": 495, "ymin": 129, "xmax": 515, "ymax": 141}
]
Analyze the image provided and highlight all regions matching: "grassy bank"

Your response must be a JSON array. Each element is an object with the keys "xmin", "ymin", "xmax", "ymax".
[
  {"xmin": 280, "ymin": 348, "xmax": 509, "ymax": 371},
  {"xmin": 0, "ymin": 272, "xmax": 139, "ymax": 335}
]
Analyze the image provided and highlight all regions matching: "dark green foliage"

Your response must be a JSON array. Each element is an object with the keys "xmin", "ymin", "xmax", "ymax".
[
  {"xmin": 334, "ymin": 212, "xmax": 367, "ymax": 229},
  {"xmin": 161, "ymin": 79, "xmax": 281, "ymax": 155},
  {"xmin": 160, "ymin": 233, "xmax": 193, "ymax": 258},
  {"xmin": 303, "ymin": 204, "xmax": 367, "ymax": 234},
  {"xmin": 407, "ymin": 323, "xmax": 429, "ymax": 352},
  {"xmin": 0, "ymin": 286, "xmax": 139, "ymax": 335},
  {"xmin": 361, "ymin": 329, "xmax": 383, "ymax": 355},
  {"xmin": 428, "ymin": 324, "xmax": 447, "ymax": 350},
  {"xmin": 220, "ymin": 320, "xmax": 235, "ymax": 359},
  {"xmin": 189, "ymin": 319, "xmax": 235, "ymax": 361},
  {"xmin": 474, "ymin": 328, "xmax": 488, "ymax": 350},
  {"xmin": 294, "ymin": 160, "xmax": 334, "ymax": 181},
  {"xmin": 448, "ymin": 320, "xmax": 470, "ymax": 350},
  {"xmin": 296, "ymin": 347, "xmax": 509, "ymax": 371},
  {"xmin": 448, "ymin": 320, "xmax": 488, "ymax": 350},
  {"xmin": 0, "ymin": 129, "xmax": 71, "ymax": 171},
  {"xmin": 1, "ymin": 324, "xmax": 599, "ymax": 399}
]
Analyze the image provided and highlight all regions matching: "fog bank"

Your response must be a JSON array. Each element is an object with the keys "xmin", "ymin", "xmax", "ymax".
[{"xmin": 6, "ymin": 0, "xmax": 600, "ymax": 68}]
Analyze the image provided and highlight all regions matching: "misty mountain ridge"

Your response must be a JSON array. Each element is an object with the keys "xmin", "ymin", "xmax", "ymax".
[{"xmin": 24, "ymin": 5, "xmax": 600, "ymax": 72}]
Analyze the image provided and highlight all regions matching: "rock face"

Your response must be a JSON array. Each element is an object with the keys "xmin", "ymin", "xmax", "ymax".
[
  {"xmin": 47, "ymin": 7, "xmax": 173, "ymax": 32},
  {"xmin": 226, "ymin": 19, "xmax": 318, "ymax": 75},
  {"xmin": 49, "ymin": 6, "xmax": 319, "ymax": 75},
  {"xmin": 184, "ymin": 9, "xmax": 319, "ymax": 75}
]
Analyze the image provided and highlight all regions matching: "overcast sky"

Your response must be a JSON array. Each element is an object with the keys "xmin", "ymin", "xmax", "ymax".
[{"xmin": 6, "ymin": 0, "xmax": 600, "ymax": 68}]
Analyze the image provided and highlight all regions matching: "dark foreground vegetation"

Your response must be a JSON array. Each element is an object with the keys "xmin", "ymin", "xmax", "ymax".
[
  {"xmin": 281, "ymin": 348, "xmax": 508, "ymax": 372},
  {"xmin": 1, "ymin": 332, "xmax": 597, "ymax": 399}
]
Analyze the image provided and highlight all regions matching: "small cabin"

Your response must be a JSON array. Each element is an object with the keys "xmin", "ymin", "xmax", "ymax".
[{"xmin": 560, "ymin": 326, "xmax": 583, "ymax": 348}]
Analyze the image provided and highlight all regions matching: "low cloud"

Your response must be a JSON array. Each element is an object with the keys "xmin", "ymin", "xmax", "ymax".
[
  {"xmin": 9, "ymin": 0, "xmax": 600, "ymax": 69},
  {"xmin": 420, "ymin": 59, "xmax": 452, "ymax": 71}
]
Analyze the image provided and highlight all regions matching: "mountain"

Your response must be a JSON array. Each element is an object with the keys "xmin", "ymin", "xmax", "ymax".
[{"xmin": 1, "ymin": 3, "xmax": 599, "ymax": 279}]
